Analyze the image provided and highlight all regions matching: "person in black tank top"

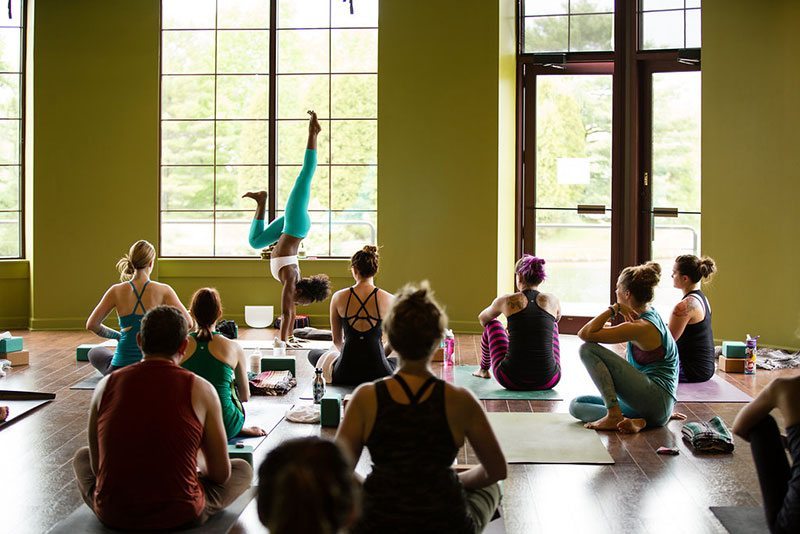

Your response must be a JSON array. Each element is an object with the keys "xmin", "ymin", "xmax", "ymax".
[
  {"xmin": 336, "ymin": 282, "xmax": 506, "ymax": 533},
  {"xmin": 667, "ymin": 255, "xmax": 717, "ymax": 383},
  {"xmin": 474, "ymin": 255, "xmax": 562, "ymax": 390},
  {"xmin": 307, "ymin": 246, "xmax": 397, "ymax": 386}
]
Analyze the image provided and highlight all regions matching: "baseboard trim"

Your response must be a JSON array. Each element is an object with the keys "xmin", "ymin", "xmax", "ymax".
[{"xmin": 0, "ymin": 316, "xmax": 29, "ymax": 329}]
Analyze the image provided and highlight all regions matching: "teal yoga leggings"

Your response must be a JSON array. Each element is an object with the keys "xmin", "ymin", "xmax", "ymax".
[
  {"xmin": 569, "ymin": 342, "xmax": 675, "ymax": 428},
  {"xmin": 248, "ymin": 149, "xmax": 317, "ymax": 248}
]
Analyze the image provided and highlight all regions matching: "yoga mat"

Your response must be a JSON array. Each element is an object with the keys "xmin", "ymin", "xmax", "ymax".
[
  {"xmin": 453, "ymin": 366, "xmax": 563, "ymax": 400},
  {"xmin": 0, "ymin": 399, "xmax": 53, "ymax": 429},
  {"xmin": 47, "ymin": 487, "xmax": 256, "ymax": 534},
  {"xmin": 70, "ymin": 372, "xmax": 104, "ymax": 390},
  {"xmin": 487, "ymin": 412, "xmax": 614, "ymax": 464},
  {"xmin": 677, "ymin": 374, "xmax": 753, "ymax": 403},
  {"xmin": 299, "ymin": 384, "xmax": 354, "ymax": 401},
  {"xmin": 234, "ymin": 339, "xmax": 333, "ymax": 352},
  {"xmin": 484, "ymin": 516, "xmax": 507, "ymax": 534},
  {"xmin": 710, "ymin": 506, "xmax": 769, "ymax": 534},
  {"xmin": 228, "ymin": 402, "xmax": 286, "ymax": 447}
]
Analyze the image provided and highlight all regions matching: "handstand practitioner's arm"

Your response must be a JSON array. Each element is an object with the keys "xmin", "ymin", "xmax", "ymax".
[{"xmin": 279, "ymin": 273, "xmax": 297, "ymax": 342}]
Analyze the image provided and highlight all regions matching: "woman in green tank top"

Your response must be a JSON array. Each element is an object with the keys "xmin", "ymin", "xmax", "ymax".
[{"xmin": 180, "ymin": 288, "xmax": 266, "ymax": 439}]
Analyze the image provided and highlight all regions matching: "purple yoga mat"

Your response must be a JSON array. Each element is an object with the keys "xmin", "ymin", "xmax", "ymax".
[{"xmin": 676, "ymin": 374, "xmax": 753, "ymax": 403}]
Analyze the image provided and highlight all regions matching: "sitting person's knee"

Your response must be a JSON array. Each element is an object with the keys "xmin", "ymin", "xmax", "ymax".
[{"xmin": 579, "ymin": 342, "xmax": 599, "ymax": 361}]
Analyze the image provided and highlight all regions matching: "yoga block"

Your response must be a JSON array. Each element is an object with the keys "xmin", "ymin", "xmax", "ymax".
[
  {"xmin": 228, "ymin": 444, "xmax": 254, "ymax": 465},
  {"xmin": 320, "ymin": 393, "xmax": 342, "ymax": 427},
  {"xmin": 719, "ymin": 355, "xmax": 745, "ymax": 373},
  {"xmin": 261, "ymin": 357, "xmax": 296, "ymax": 375},
  {"xmin": 0, "ymin": 336, "xmax": 23, "ymax": 353},
  {"xmin": 4, "ymin": 350, "xmax": 29, "ymax": 366},
  {"xmin": 722, "ymin": 341, "xmax": 747, "ymax": 358},
  {"xmin": 76, "ymin": 344, "xmax": 95, "ymax": 362},
  {"xmin": 432, "ymin": 347, "xmax": 444, "ymax": 362}
]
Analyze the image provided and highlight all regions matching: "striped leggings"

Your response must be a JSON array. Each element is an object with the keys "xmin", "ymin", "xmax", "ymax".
[{"xmin": 479, "ymin": 319, "xmax": 561, "ymax": 390}]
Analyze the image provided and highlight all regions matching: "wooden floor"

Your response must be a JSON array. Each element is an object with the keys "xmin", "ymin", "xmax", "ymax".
[{"xmin": 0, "ymin": 328, "xmax": 795, "ymax": 534}]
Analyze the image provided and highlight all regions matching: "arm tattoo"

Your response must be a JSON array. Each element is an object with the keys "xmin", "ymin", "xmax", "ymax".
[
  {"xmin": 96, "ymin": 324, "xmax": 121, "ymax": 340},
  {"xmin": 674, "ymin": 298, "xmax": 697, "ymax": 318}
]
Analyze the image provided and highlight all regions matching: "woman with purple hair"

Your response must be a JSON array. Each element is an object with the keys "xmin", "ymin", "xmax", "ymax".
[{"xmin": 473, "ymin": 255, "xmax": 562, "ymax": 390}]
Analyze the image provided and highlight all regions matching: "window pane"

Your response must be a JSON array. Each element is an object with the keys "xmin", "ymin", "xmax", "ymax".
[
  {"xmin": 216, "ymin": 120, "xmax": 269, "ymax": 164},
  {"xmin": 277, "ymin": 165, "xmax": 330, "ymax": 210},
  {"xmin": 524, "ymin": 16, "xmax": 568, "ymax": 53},
  {"xmin": 0, "ymin": 165, "xmax": 19, "ymax": 210},
  {"xmin": 162, "ymin": 31, "xmax": 215, "ymax": 74},
  {"xmin": 571, "ymin": 0, "xmax": 614, "ymax": 14},
  {"xmin": 332, "ymin": 75, "xmax": 377, "ymax": 118},
  {"xmin": 0, "ymin": 119, "xmax": 20, "ymax": 164},
  {"xmin": 535, "ymin": 75, "xmax": 613, "ymax": 208},
  {"xmin": 686, "ymin": 9, "xmax": 701, "ymax": 48},
  {"xmin": 4, "ymin": 0, "xmax": 22, "ymax": 26},
  {"xmin": 161, "ymin": 212, "xmax": 214, "ymax": 256},
  {"xmin": 525, "ymin": 0, "xmax": 567, "ymax": 17},
  {"xmin": 162, "ymin": 75, "xmax": 214, "ymax": 120},
  {"xmin": 535, "ymin": 209, "xmax": 612, "ymax": 316},
  {"xmin": 277, "ymin": 119, "xmax": 330, "ymax": 164},
  {"xmin": 571, "ymin": 14, "xmax": 614, "ymax": 51},
  {"xmin": 218, "ymin": 0, "xmax": 270, "ymax": 29},
  {"xmin": 162, "ymin": 0, "xmax": 216, "ymax": 29},
  {"xmin": 277, "ymin": 75, "xmax": 330, "ymax": 119},
  {"xmin": 640, "ymin": 0, "xmax": 684, "ymax": 11},
  {"xmin": 331, "ymin": 211, "xmax": 377, "ymax": 256},
  {"xmin": 686, "ymin": 0, "xmax": 701, "ymax": 8},
  {"xmin": 0, "ymin": 28, "xmax": 21, "ymax": 72},
  {"xmin": 331, "ymin": 120, "xmax": 376, "ymax": 164},
  {"xmin": 331, "ymin": 166, "xmax": 376, "ymax": 210},
  {"xmin": 332, "ymin": 29, "xmax": 377, "ymax": 73},
  {"xmin": 640, "ymin": 10, "xmax": 684, "ymax": 49},
  {"xmin": 161, "ymin": 166, "xmax": 214, "ymax": 210},
  {"xmin": 0, "ymin": 73, "xmax": 20, "ymax": 118},
  {"xmin": 217, "ymin": 30, "xmax": 269, "ymax": 74},
  {"xmin": 331, "ymin": 0, "xmax": 378, "ymax": 28},
  {"xmin": 278, "ymin": 30, "xmax": 330, "ymax": 73},
  {"xmin": 162, "ymin": 121, "xmax": 214, "ymax": 165},
  {"xmin": 651, "ymin": 213, "xmax": 701, "ymax": 313},
  {"xmin": 216, "ymin": 165, "xmax": 269, "ymax": 209},
  {"xmin": 0, "ymin": 211, "xmax": 19, "ymax": 258},
  {"xmin": 276, "ymin": 209, "xmax": 330, "ymax": 256},
  {"xmin": 652, "ymin": 71, "xmax": 701, "ymax": 212},
  {"xmin": 278, "ymin": 0, "xmax": 330, "ymax": 28},
  {"xmin": 217, "ymin": 75, "xmax": 269, "ymax": 119},
  {"xmin": 215, "ymin": 211, "xmax": 256, "ymax": 256}
]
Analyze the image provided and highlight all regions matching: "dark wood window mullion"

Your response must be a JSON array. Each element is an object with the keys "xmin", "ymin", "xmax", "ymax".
[
  {"xmin": 328, "ymin": 2, "xmax": 333, "ymax": 257},
  {"xmin": 212, "ymin": 1, "xmax": 219, "ymax": 256},
  {"xmin": 267, "ymin": 0, "xmax": 278, "ymax": 223}
]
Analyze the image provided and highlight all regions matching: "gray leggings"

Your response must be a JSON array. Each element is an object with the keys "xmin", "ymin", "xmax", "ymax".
[
  {"xmin": 465, "ymin": 482, "xmax": 503, "ymax": 533},
  {"xmin": 569, "ymin": 342, "xmax": 674, "ymax": 428},
  {"xmin": 88, "ymin": 346, "xmax": 121, "ymax": 376}
]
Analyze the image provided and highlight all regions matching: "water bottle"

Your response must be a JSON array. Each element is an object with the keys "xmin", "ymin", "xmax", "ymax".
[
  {"xmin": 273, "ymin": 337, "xmax": 286, "ymax": 357},
  {"xmin": 313, "ymin": 368, "xmax": 326, "ymax": 404},
  {"xmin": 443, "ymin": 329, "xmax": 455, "ymax": 366},
  {"xmin": 744, "ymin": 335, "xmax": 759, "ymax": 375},
  {"xmin": 249, "ymin": 347, "xmax": 262, "ymax": 374}
]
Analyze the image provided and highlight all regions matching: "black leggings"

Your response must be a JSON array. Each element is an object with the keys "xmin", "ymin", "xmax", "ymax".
[{"xmin": 749, "ymin": 415, "xmax": 800, "ymax": 533}]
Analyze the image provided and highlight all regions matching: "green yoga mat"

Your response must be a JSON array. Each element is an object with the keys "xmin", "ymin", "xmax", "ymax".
[{"xmin": 453, "ymin": 366, "xmax": 562, "ymax": 400}]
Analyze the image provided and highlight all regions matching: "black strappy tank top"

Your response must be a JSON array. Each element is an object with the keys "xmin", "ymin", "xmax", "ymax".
[{"xmin": 676, "ymin": 290, "xmax": 715, "ymax": 382}]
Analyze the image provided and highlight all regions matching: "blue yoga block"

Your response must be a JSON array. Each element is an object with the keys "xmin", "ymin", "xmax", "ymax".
[
  {"xmin": 261, "ymin": 357, "xmax": 296, "ymax": 375},
  {"xmin": 76, "ymin": 344, "xmax": 95, "ymax": 362},
  {"xmin": 228, "ymin": 444, "xmax": 254, "ymax": 465},
  {"xmin": 320, "ymin": 393, "xmax": 342, "ymax": 428},
  {"xmin": 722, "ymin": 341, "xmax": 747, "ymax": 358},
  {"xmin": 0, "ymin": 336, "xmax": 23, "ymax": 353}
]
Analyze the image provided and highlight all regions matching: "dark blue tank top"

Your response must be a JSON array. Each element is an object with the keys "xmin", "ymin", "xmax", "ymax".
[{"xmin": 504, "ymin": 289, "xmax": 559, "ymax": 384}]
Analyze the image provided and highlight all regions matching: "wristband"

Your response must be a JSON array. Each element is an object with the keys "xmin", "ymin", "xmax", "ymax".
[{"xmin": 608, "ymin": 305, "xmax": 617, "ymax": 319}]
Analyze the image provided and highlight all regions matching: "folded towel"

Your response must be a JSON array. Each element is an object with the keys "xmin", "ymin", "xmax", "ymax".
[
  {"xmin": 293, "ymin": 327, "xmax": 333, "ymax": 341},
  {"xmin": 249, "ymin": 370, "xmax": 297, "ymax": 396},
  {"xmin": 681, "ymin": 416, "xmax": 735, "ymax": 453}
]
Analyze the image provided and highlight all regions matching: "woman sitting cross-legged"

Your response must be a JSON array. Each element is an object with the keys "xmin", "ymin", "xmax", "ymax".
[
  {"xmin": 336, "ymin": 282, "xmax": 506, "ymax": 533},
  {"xmin": 668, "ymin": 254, "xmax": 717, "ymax": 383},
  {"xmin": 472, "ymin": 255, "xmax": 562, "ymax": 391},
  {"xmin": 180, "ymin": 288, "xmax": 265, "ymax": 439},
  {"xmin": 570, "ymin": 262, "xmax": 678, "ymax": 433},
  {"xmin": 307, "ymin": 245, "xmax": 396, "ymax": 386}
]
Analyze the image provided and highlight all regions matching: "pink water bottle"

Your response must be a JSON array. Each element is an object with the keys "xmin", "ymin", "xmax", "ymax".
[{"xmin": 443, "ymin": 329, "xmax": 455, "ymax": 366}]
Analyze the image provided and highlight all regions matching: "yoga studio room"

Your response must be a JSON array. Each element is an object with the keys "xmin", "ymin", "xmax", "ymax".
[{"xmin": 1, "ymin": 1, "xmax": 799, "ymax": 533}]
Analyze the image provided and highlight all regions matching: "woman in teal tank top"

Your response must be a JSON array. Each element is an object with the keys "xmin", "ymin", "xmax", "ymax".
[
  {"xmin": 180, "ymin": 288, "xmax": 266, "ymax": 439},
  {"xmin": 86, "ymin": 240, "xmax": 192, "ymax": 375}
]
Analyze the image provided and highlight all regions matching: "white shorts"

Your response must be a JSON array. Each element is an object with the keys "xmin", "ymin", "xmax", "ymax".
[{"xmin": 270, "ymin": 255, "xmax": 299, "ymax": 282}]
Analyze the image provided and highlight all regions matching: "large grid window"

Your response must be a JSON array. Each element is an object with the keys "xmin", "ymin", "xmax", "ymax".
[
  {"xmin": 522, "ymin": 0, "xmax": 614, "ymax": 53},
  {"xmin": 160, "ymin": 0, "xmax": 377, "ymax": 257},
  {"xmin": 0, "ymin": 1, "xmax": 23, "ymax": 259},
  {"xmin": 639, "ymin": 0, "xmax": 701, "ymax": 50}
]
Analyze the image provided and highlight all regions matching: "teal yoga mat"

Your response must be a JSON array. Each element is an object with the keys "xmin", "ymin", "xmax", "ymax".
[{"xmin": 453, "ymin": 366, "xmax": 562, "ymax": 400}]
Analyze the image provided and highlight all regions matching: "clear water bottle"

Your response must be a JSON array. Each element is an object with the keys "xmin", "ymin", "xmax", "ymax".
[
  {"xmin": 249, "ymin": 347, "xmax": 262, "ymax": 374},
  {"xmin": 744, "ymin": 335, "xmax": 759, "ymax": 375},
  {"xmin": 313, "ymin": 367, "xmax": 326, "ymax": 404}
]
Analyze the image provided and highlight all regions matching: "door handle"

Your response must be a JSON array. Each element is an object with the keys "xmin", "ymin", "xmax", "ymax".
[
  {"xmin": 653, "ymin": 207, "xmax": 679, "ymax": 217},
  {"xmin": 577, "ymin": 204, "xmax": 606, "ymax": 215}
]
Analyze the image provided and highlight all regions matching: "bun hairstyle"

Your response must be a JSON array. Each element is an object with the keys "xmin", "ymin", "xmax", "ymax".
[
  {"xmin": 257, "ymin": 437, "xmax": 359, "ymax": 534},
  {"xmin": 190, "ymin": 288, "xmax": 222, "ymax": 342},
  {"xmin": 296, "ymin": 274, "xmax": 332, "ymax": 303},
  {"xmin": 116, "ymin": 240, "xmax": 155, "ymax": 282},
  {"xmin": 350, "ymin": 245, "xmax": 379, "ymax": 278},
  {"xmin": 618, "ymin": 261, "xmax": 661, "ymax": 305},
  {"xmin": 675, "ymin": 255, "xmax": 717, "ymax": 284},
  {"xmin": 383, "ymin": 281, "xmax": 446, "ymax": 361},
  {"xmin": 515, "ymin": 254, "xmax": 546, "ymax": 286}
]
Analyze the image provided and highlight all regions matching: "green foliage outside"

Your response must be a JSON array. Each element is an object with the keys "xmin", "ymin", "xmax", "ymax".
[{"xmin": 0, "ymin": 10, "xmax": 22, "ymax": 258}]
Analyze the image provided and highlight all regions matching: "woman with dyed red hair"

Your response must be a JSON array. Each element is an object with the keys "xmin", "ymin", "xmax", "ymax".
[{"xmin": 472, "ymin": 255, "xmax": 562, "ymax": 390}]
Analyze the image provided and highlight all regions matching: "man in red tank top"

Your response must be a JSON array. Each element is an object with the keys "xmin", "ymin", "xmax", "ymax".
[{"xmin": 72, "ymin": 306, "xmax": 253, "ymax": 530}]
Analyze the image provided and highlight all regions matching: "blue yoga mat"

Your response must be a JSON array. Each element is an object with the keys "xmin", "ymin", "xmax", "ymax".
[{"xmin": 453, "ymin": 366, "xmax": 563, "ymax": 400}]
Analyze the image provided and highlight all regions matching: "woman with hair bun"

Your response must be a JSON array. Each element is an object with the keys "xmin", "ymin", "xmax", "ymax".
[
  {"xmin": 85, "ymin": 240, "xmax": 192, "ymax": 375},
  {"xmin": 668, "ymin": 255, "xmax": 717, "ymax": 383},
  {"xmin": 472, "ymin": 254, "xmax": 562, "ymax": 391},
  {"xmin": 571, "ymin": 262, "xmax": 678, "ymax": 433},
  {"xmin": 308, "ymin": 246, "xmax": 397, "ymax": 386}
]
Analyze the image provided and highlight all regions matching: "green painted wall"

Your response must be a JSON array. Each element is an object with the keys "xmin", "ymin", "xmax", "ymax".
[
  {"xmin": 703, "ymin": 1, "xmax": 800, "ymax": 350},
  {"xmin": 0, "ymin": 261, "xmax": 29, "ymax": 328}
]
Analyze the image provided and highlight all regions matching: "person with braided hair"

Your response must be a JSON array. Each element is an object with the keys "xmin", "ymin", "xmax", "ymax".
[{"xmin": 472, "ymin": 254, "xmax": 562, "ymax": 391}]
